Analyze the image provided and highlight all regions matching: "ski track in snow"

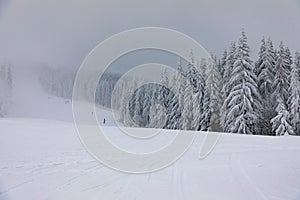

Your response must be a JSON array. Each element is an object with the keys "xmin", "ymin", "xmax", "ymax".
[{"xmin": 229, "ymin": 153, "xmax": 267, "ymax": 200}]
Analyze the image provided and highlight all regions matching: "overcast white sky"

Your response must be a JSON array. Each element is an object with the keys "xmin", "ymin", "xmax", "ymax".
[{"xmin": 0, "ymin": 0, "xmax": 300, "ymax": 69}]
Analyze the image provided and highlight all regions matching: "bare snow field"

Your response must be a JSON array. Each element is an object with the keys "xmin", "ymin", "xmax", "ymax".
[{"xmin": 1, "ymin": 116, "xmax": 300, "ymax": 200}]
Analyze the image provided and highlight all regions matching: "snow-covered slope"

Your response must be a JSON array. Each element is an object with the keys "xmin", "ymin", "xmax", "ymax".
[
  {"xmin": 1, "ymin": 117, "xmax": 300, "ymax": 200},
  {"xmin": 1, "ymin": 66, "xmax": 300, "ymax": 200},
  {"xmin": 7, "ymin": 65, "xmax": 115, "ymax": 125}
]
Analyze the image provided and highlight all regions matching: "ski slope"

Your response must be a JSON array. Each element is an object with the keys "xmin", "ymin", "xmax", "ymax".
[
  {"xmin": 1, "ymin": 117, "xmax": 300, "ymax": 200},
  {"xmin": 7, "ymin": 64, "xmax": 115, "ymax": 125},
  {"xmin": 1, "ymin": 66, "xmax": 300, "ymax": 200}
]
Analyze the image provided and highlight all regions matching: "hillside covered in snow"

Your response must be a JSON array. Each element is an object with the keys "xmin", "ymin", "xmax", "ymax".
[{"xmin": 1, "ymin": 117, "xmax": 300, "ymax": 200}]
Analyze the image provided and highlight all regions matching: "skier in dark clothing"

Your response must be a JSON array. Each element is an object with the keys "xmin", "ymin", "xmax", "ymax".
[{"xmin": 103, "ymin": 118, "xmax": 106, "ymax": 124}]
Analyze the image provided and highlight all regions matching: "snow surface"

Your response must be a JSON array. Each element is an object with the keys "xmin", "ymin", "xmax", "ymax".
[{"xmin": 1, "ymin": 116, "xmax": 300, "ymax": 200}]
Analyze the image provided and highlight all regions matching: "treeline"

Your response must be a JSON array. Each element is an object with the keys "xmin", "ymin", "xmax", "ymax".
[
  {"xmin": 39, "ymin": 31, "xmax": 300, "ymax": 136},
  {"xmin": 38, "ymin": 66, "xmax": 121, "ymax": 107},
  {"xmin": 118, "ymin": 31, "xmax": 300, "ymax": 136},
  {"xmin": 0, "ymin": 63, "xmax": 13, "ymax": 117}
]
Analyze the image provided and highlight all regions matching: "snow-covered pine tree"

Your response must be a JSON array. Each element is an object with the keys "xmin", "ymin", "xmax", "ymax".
[
  {"xmin": 181, "ymin": 78, "xmax": 193, "ymax": 130},
  {"xmin": 148, "ymin": 85, "xmax": 160, "ymax": 128},
  {"xmin": 285, "ymin": 46, "xmax": 293, "ymax": 75},
  {"xmin": 271, "ymin": 96, "xmax": 294, "ymax": 136},
  {"xmin": 272, "ymin": 42, "xmax": 290, "ymax": 103},
  {"xmin": 168, "ymin": 92, "xmax": 180, "ymax": 129},
  {"xmin": 160, "ymin": 67, "xmax": 175, "ymax": 129},
  {"xmin": 168, "ymin": 58, "xmax": 184, "ymax": 129},
  {"xmin": 205, "ymin": 58, "xmax": 222, "ymax": 131},
  {"xmin": 118, "ymin": 81, "xmax": 127, "ymax": 124},
  {"xmin": 285, "ymin": 46, "xmax": 293, "ymax": 95},
  {"xmin": 219, "ymin": 49, "xmax": 227, "ymax": 78},
  {"xmin": 148, "ymin": 68, "xmax": 171, "ymax": 128},
  {"xmin": 199, "ymin": 58, "xmax": 207, "ymax": 80},
  {"xmin": 185, "ymin": 50, "xmax": 206, "ymax": 130},
  {"xmin": 222, "ymin": 42, "xmax": 236, "ymax": 97},
  {"xmin": 255, "ymin": 37, "xmax": 276, "ymax": 135},
  {"xmin": 120, "ymin": 79, "xmax": 137, "ymax": 127},
  {"xmin": 200, "ymin": 84, "xmax": 211, "ymax": 131},
  {"xmin": 191, "ymin": 91, "xmax": 202, "ymax": 131},
  {"xmin": 127, "ymin": 79, "xmax": 140, "ymax": 126},
  {"xmin": 220, "ymin": 42, "xmax": 237, "ymax": 131},
  {"xmin": 288, "ymin": 52, "xmax": 300, "ymax": 135},
  {"xmin": 256, "ymin": 37, "xmax": 276, "ymax": 97},
  {"xmin": 186, "ymin": 50, "xmax": 198, "ymax": 92},
  {"xmin": 223, "ymin": 31, "xmax": 261, "ymax": 134},
  {"xmin": 140, "ymin": 85, "xmax": 152, "ymax": 127},
  {"xmin": 156, "ymin": 87, "xmax": 168, "ymax": 129}
]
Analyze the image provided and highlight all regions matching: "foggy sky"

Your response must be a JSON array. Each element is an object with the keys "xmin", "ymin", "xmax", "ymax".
[{"xmin": 1, "ymin": 0, "xmax": 300, "ymax": 69}]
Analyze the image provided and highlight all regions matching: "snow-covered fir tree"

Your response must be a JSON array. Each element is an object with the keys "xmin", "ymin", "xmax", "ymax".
[
  {"xmin": 255, "ymin": 37, "xmax": 276, "ymax": 135},
  {"xmin": 223, "ymin": 31, "xmax": 261, "ymax": 134},
  {"xmin": 222, "ymin": 42, "xmax": 236, "ymax": 97},
  {"xmin": 220, "ymin": 42, "xmax": 237, "ymax": 130},
  {"xmin": 272, "ymin": 42, "xmax": 291, "ymax": 103},
  {"xmin": 219, "ymin": 49, "xmax": 227, "ymax": 78},
  {"xmin": 185, "ymin": 50, "xmax": 206, "ymax": 130},
  {"xmin": 141, "ymin": 85, "xmax": 152, "ymax": 127},
  {"xmin": 271, "ymin": 96, "xmax": 294, "ymax": 136},
  {"xmin": 186, "ymin": 50, "xmax": 199, "ymax": 93},
  {"xmin": 160, "ymin": 67, "xmax": 173, "ymax": 129},
  {"xmin": 181, "ymin": 78, "xmax": 193, "ymax": 130},
  {"xmin": 200, "ymin": 85, "xmax": 211, "ymax": 131},
  {"xmin": 288, "ymin": 52, "xmax": 300, "ymax": 135},
  {"xmin": 255, "ymin": 37, "xmax": 275, "ymax": 98},
  {"xmin": 205, "ymin": 59, "xmax": 222, "ymax": 131},
  {"xmin": 148, "ymin": 86, "xmax": 161, "ymax": 128},
  {"xmin": 168, "ymin": 58, "xmax": 184, "ymax": 129},
  {"xmin": 191, "ymin": 91, "xmax": 202, "ymax": 130}
]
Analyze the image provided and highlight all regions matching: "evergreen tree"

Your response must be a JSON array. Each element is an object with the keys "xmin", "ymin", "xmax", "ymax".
[
  {"xmin": 223, "ymin": 31, "xmax": 260, "ymax": 134},
  {"xmin": 219, "ymin": 49, "xmax": 227, "ymax": 78},
  {"xmin": 186, "ymin": 51, "xmax": 206, "ymax": 130},
  {"xmin": 141, "ymin": 85, "xmax": 151, "ymax": 126},
  {"xmin": 168, "ymin": 58, "xmax": 184, "ymax": 129},
  {"xmin": 186, "ymin": 50, "xmax": 199, "ymax": 92},
  {"xmin": 256, "ymin": 37, "xmax": 275, "ymax": 97},
  {"xmin": 148, "ymin": 86, "xmax": 160, "ymax": 128},
  {"xmin": 272, "ymin": 42, "xmax": 290, "ymax": 103},
  {"xmin": 288, "ymin": 52, "xmax": 300, "ymax": 135},
  {"xmin": 181, "ymin": 79, "xmax": 193, "ymax": 130},
  {"xmin": 255, "ymin": 37, "xmax": 276, "ymax": 135},
  {"xmin": 222, "ymin": 42, "xmax": 236, "ymax": 97},
  {"xmin": 191, "ymin": 91, "xmax": 202, "ymax": 130},
  {"xmin": 271, "ymin": 96, "xmax": 294, "ymax": 136},
  {"xmin": 220, "ymin": 42, "xmax": 236, "ymax": 130},
  {"xmin": 200, "ymin": 85, "xmax": 211, "ymax": 131},
  {"xmin": 205, "ymin": 59, "xmax": 222, "ymax": 131}
]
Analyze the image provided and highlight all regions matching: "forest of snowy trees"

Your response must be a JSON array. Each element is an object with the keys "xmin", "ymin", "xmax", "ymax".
[
  {"xmin": 39, "ymin": 31, "xmax": 300, "ymax": 136},
  {"xmin": 0, "ymin": 63, "xmax": 13, "ymax": 117},
  {"xmin": 117, "ymin": 31, "xmax": 300, "ymax": 136}
]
